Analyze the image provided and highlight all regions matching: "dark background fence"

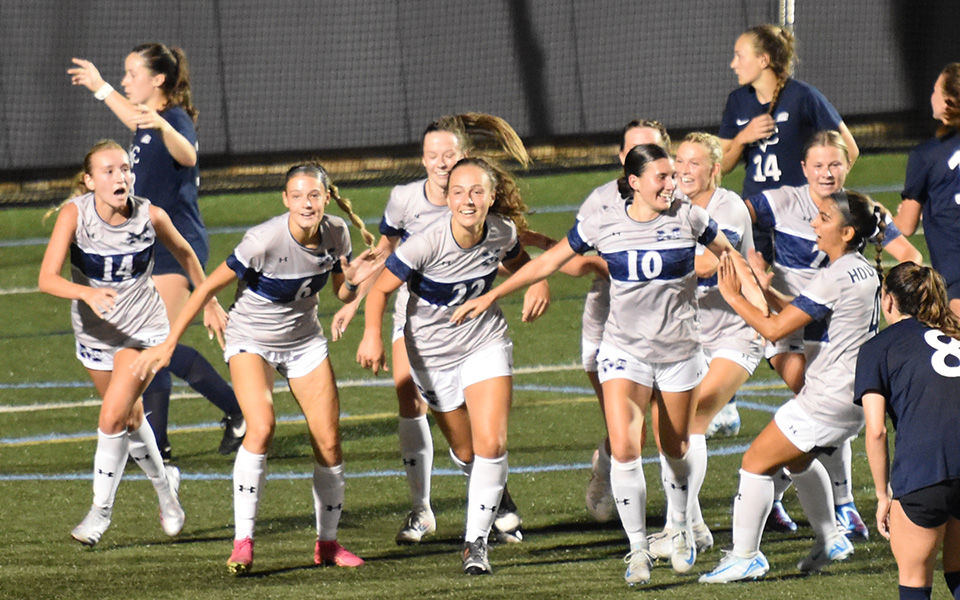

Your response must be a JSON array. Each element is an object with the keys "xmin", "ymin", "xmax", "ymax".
[{"xmin": 1, "ymin": 0, "xmax": 957, "ymax": 203}]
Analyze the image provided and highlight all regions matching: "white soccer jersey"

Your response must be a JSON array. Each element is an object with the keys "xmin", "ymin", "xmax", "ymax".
[
  {"xmin": 692, "ymin": 188, "xmax": 758, "ymax": 350},
  {"xmin": 385, "ymin": 214, "xmax": 521, "ymax": 370},
  {"xmin": 69, "ymin": 193, "xmax": 169, "ymax": 351},
  {"xmin": 224, "ymin": 214, "xmax": 351, "ymax": 352},
  {"xmin": 792, "ymin": 251, "xmax": 880, "ymax": 427},
  {"xmin": 568, "ymin": 197, "xmax": 719, "ymax": 362},
  {"xmin": 576, "ymin": 180, "xmax": 621, "ymax": 345},
  {"xmin": 750, "ymin": 184, "xmax": 824, "ymax": 297},
  {"xmin": 576, "ymin": 179, "xmax": 622, "ymax": 222}
]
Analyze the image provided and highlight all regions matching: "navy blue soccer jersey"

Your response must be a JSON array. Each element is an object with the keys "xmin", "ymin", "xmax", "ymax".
[
  {"xmin": 902, "ymin": 132, "xmax": 960, "ymax": 287},
  {"xmin": 719, "ymin": 79, "xmax": 843, "ymax": 198},
  {"xmin": 854, "ymin": 318, "xmax": 960, "ymax": 497}
]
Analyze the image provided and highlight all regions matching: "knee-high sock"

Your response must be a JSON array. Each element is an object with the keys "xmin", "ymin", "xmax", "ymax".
[
  {"xmin": 127, "ymin": 419, "xmax": 170, "ymax": 497},
  {"xmin": 661, "ymin": 451, "xmax": 692, "ymax": 531},
  {"xmin": 142, "ymin": 369, "xmax": 172, "ymax": 450},
  {"xmin": 167, "ymin": 344, "xmax": 241, "ymax": 416},
  {"xmin": 611, "ymin": 457, "xmax": 647, "ymax": 549},
  {"xmin": 898, "ymin": 586, "xmax": 933, "ymax": 600},
  {"xmin": 92, "ymin": 430, "xmax": 129, "ymax": 509},
  {"xmin": 233, "ymin": 446, "xmax": 266, "ymax": 540},
  {"xmin": 313, "ymin": 462, "xmax": 345, "ymax": 542},
  {"xmin": 732, "ymin": 470, "xmax": 774, "ymax": 556},
  {"xmin": 686, "ymin": 434, "xmax": 708, "ymax": 525},
  {"xmin": 464, "ymin": 454, "xmax": 507, "ymax": 542},
  {"xmin": 818, "ymin": 438, "xmax": 854, "ymax": 506},
  {"xmin": 791, "ymin": 460, "xmax": 838, "ymax": 543},
  {"xmin": 773, "ymin": 467, "xmax": 793, "ymax": 502},
  {"xmin": 449, "ymin": 447, "xmax": 473, "ymax": 477},
  {"xmin": 398, "ymin": 416, "xmax": 433, "ymax": 509}
]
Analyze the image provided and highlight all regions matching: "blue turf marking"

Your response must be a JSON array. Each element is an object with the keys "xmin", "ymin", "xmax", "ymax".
[{"xmin": 0, "ymin": 443, "xmax": 753, "ymax": 482}]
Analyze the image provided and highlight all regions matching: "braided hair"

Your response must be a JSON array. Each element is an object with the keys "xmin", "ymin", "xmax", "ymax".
[{"xmin": 284, "ymin": 164, "xmax": 376, "ymax": 248}]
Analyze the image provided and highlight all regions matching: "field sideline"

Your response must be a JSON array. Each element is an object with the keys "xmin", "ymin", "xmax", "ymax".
[{"xmin": 0, "ymin": 155, "xmax": 949, "ymax": 599}]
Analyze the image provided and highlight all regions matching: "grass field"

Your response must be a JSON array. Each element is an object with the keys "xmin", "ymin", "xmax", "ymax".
[{"xmin": 0, "ymin": 155, "xmax": 948, "ymax": 599}]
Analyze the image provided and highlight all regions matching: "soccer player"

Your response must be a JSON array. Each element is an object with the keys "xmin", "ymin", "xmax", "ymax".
[
  {"xmin": 39, "ymin": 140, "xmax": 215, "ymax": 546},
  {"xmin": 69, "ymin": 44, "xmax": 245, "ymax": 459},
  {"xmin": 132, "ymin": 164, "xmax": 381, "ymax": 574}
]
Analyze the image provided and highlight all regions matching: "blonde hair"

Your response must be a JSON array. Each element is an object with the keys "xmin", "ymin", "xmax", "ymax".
[
  {"xmin": 284, "ymin": 164, "xmax": 376, "ymax": 248},
  {"xmin": 681, "ymin": 132, "xmax": 723, "ymax": 186},
  {"xmin": 44, "ymin": 139, "xmax": 127, "ymax": 223},
  {"xmin": 803, "ymin": 130, "xmax": 850, "ymax": 164},
  {"xmin": 424, "ymin": 113, "xmax": 530, "ymax": 168}
]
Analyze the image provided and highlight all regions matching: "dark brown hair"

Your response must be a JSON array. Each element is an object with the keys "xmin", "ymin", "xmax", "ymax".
[
  {"xmin": 884, "ymin": 262, "xmax": 960, "ymax": 339},
  {"xmin": 133, "ymin": 43, "xmax": 197, "ymax": 123}
]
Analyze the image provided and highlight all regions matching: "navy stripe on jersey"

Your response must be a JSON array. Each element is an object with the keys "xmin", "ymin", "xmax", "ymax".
[
  {"xmin": 792, "ymin": 294, "xmax": 830, "ymax": 321},
  {"xmin": 698, "ymin": 219, "xmax": 719, "ymax": 246},
  {"xmin": 722, "ymin": 228, "xmax": 741, "ymax": 249},
  {"xmin": 226, "ymin": 253, "xmax": 329, "ymax": 303},
  {"xmin": 387, "ymin": 254, "xmax": 499, "ymax": 306},
  {"xmin": 70, "ymin": 244, "xmax": 153, "ymax": 282},
  {"xmin": 882, "ymin": 220, "xmax": 902, "ymax": 246},
  {"xmin": 774, "ymin": 231, "xmax": 823, "ymax": 269},
  {"xmin": 379, "ymin": 216, "xmax": 406, "ymax": 239},
  {"xmin": 696, "ymin": 228, "xmax": 737, "ymax": 288},
  {"xmin": 803, "ymin": 319, "xmax": 829, "ymax": 343},
  {"xmin": 750, "ymin": 193, "xmax": 777, "ymax": 231},
  {"xmin": 504, "ymin": 239, "xmax": 522, "ymax": 261},
  {"xmin": 567, "ymin": 222, "xmax": 594, "ymax": 254},
  {"xmin": 603, "ymin": 246, "xmax": 695, "ymax": 283}
]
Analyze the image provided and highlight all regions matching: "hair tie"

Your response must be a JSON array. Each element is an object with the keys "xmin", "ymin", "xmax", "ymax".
[{"xmin": 871, "ymin": 205, "xmax": 882, "ymax": 239}]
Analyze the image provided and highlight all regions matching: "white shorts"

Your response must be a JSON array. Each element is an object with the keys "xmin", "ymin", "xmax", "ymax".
[
  {"xmin": 409, "ymin": 341, "xmax": 513, "ymax": 413},
  {"xmin": 763, "ymin": 329, "xmax": 805, "ymax": 359},
  {"xmin": 703, "ymin": 342, "xmax": 763, "ymax": 376},
  {"xmin": 774, "ymin": 399, "xmax": 863, "ymax": 453},
  {"xmin": 596, "ymin": 342, "xmax": 707, "ymax": 392},
  {"xmin": 581, "ymin": 339, "xmax": 601, "ymax": 372},
  {"xmin": 224, "ymin": 336, "xmax": 329, "ymax": 379},
  {"xmin": 75, "ymin": 330, "xmax": 167, "ymax": 371},
  {"xmin": 391, "ymin": 312, "xmax": 406, "ymax": 344}
]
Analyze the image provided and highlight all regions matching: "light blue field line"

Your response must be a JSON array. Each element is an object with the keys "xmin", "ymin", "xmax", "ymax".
[{"xmin": 0, "ymin": 442, "xmax": 752, "ymax": 483}]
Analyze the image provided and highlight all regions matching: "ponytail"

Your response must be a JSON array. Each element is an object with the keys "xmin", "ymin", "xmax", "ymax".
[
  {"xmin": 133, "ymin": 43, "xmax": 198, "ymax": 123},
  {"xmin": 884, "ymin": 262, "xmax": 960, "ymax": 339}
]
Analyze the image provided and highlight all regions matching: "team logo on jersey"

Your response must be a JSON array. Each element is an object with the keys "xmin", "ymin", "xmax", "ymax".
[
  {"xmin": 140, "ymin": 133, "xmax": 152, "ymax": 144},
  {"xmin": 126, "ymin": 228, "xmax": 153, "ymax": 245},
  {"xmin": 736, "ymin": 118, "xmax": 750, "ymax": 126},
  {"xmin": 315, "ymin": 251, "xmax": 335, "ymax": 267},
  {"xmin": 478, "ymin": 249, "xmax": 500, "ymax": 267},
  {"xmin": 775, "ymin": 111, "xmax": 790, "ymax": 123},
  {"xmin": 656, "ymin": 227, "xmax": 682, "ymax": 242}
]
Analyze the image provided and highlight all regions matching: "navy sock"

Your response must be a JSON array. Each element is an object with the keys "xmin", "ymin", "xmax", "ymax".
[
  {"xmin": 899, "ymin": 585, "xmax": 932, "ymax": 600},
  {"xmin": 945, "ymin": 571, "xmax": 960, "ymax": 599},
  {"xmin": 167, "ymin": 344, "xmax": 241, "ymax": 416},
  {"xmin": 143, "ymin": 369, "xmax": 172, "ymax": 450}
]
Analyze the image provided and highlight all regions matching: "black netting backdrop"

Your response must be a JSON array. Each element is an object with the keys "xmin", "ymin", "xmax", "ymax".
[{"xmin": 1, "ymin": 0, "xmax": 958, "ymax": 201}]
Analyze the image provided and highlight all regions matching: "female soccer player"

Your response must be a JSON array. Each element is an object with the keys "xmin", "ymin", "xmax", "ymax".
[
  {"xmin": 331, "ymin": 114, "xmax": 543, "ymax": 545},
  {"xmin": 39, "ymin": 140, "xmax": 220, "ymax": 546},
  {"xmin": 700, "ymin": 190, "xmax": 883, "ymax": 583},
  {"xmin": 133, "ymin": 164, "xmax": 381, "ymax": 574},
  {"xmin": 69, "ymin": 44, "xmax": 244, "ymax": 458},
  {"xmin": 452, "ymin": 144, "xmax": 763, "ymax": 585},
  {"xmin": 357, "ymin": 157, "xmax": 539, "ymax": 575},
  {"xmin": 856, "ymin": 262, "xmax": 960, "ymax": 600},
  {"xmin": 895, "ymin": 63, "xmax": 960, "ymax": 318}
]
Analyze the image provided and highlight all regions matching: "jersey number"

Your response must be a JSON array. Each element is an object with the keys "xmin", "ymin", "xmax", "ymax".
[
  {"xmin": 295, "ymin": 278, "xmax": 314, "ymax": 300},
  {"xmin": 752, "ymin": 154, "xmax": 782, "ymax": 183},
  {"xmin": 103, "ymin": 255, "xmax": 134, "ymax": 281},
  {"xmin": 626, "ymin": 250, "xmax": 662, "ymax": 281},
  {"xmin": 948, "ymin": 149, "xmax": 960, "ymax": 205},
  {"xmin": 449, "ymin": 280, "xmax": 486, "ymax": 306},
  {"xmin": 924, "ymin": 330, "xmax": 960, "ymax": 377}
]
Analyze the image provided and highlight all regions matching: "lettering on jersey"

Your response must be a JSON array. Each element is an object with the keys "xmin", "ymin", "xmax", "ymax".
[
  {"xmin": 846, "ymin": 266, "xmax": 876, "ymax": 284},
  {"xmin": 949, "ymin": 149, "xmax": 960, "ymax": 205},
  {"xmin": 656, "ymin": 227, "xmax": 682, "ymax": 242},
  {"xmin": 409, "ymin": 270, "xmax": 497, "ymax": 307},
  {"xmin": 70, "ymin": 244, "xmax": 153, "ymax": 282}
]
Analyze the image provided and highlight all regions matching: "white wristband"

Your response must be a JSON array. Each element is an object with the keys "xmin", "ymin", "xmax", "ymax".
[{"xmin": 94, "ymin": 83, "xmax": 114, "ymax": 101}]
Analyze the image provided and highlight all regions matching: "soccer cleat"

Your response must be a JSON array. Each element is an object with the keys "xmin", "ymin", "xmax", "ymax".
[
  {"xmin": 705, "ymin": 401, "xmax": 741, "ymax": 438},
  {"xmin": 218, "ymin": 414, "xmax": 246, "ymax": 455},
  {"xmin": 395, "ymin": 506, "xmax": 437, "ymax": 545},
  {"xmin": 158, "ymin": 465, "xmax": 185, "ymax": 536},
  {"xmin": 670, "ymin": 529, "xmax": 697, "ymax": 574},
  {"xmin": 159, "ymin": 445, "xmax": 173, "ymax": 463},
  {"xmin": 648, "ymin": 523, "xmax": 714, "ymax": 559},
  {"xmin": 836, "ymin": 502, "xmax": 869, "ymax": 540},
  {"xmin": 699, "ymin": 550, "xmax": 770, "ymax": 583},
  {"xmin": 71, "ymin": 504, "xmax": 112, "ymax": 546},
  {"xmin": 492, "ymin": 486, "xmax": 523, "ymax": 543},
  {"xmin": 586, "ymin": 449, "xmax": 616, "ymax": 522},
  {"xmin": 227, "ymin": 537, "xmax": 254, "ymax": 575},
  {"xmin": 315, "ymin": 540, "xmax": 364, "ymax": 567},
  {"xmin": 766, "ymin": 500, "xmax": 799, "ymax": 532},
  {"xmin": 462, "ymin": 537, "xmax": 492, "ymax": 575},
  {"xmin": 692, "ymin": 521, "xmax": 714, "ymax": 553},
  {"xmin": 797, "ymin": 533, "xmax": 853, "ymax": 572},
  {"xmin": 623, "ymin": 548, "xmax": 653, "ymax": 585}
]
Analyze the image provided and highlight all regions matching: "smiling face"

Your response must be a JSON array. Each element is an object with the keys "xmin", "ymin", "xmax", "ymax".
[
  {"xmin": 811, "ymin": 196, "xmax": 853, "ymax": 256},
  {"xmin": 730, "ymin": 33, "xmax": 767, "ymax": 86},
  {"xmin": 446, "ymin": 163, "xmax": 494, "ymax": 233},
  {"xmin": 422, "ymin": 131, "xmax": 465, "ymax": 194},
  {"xmin": 84, "ymin": 147, "xmax": 131, "ymax": 210},
  {"xmin": 629, "ymin": 157, "xmax": 676, "ymax": 214},
  {"xmin": 802, "ymin": 144, "xmax": 850, "ymax": 200},
  {"xmin": 674, "ymin": 141, "xmax": 719, "ymax": 201},
  {"xmin": 283, "ymin": 173, "xmax": 328, "ymax": 235},
  {"xmin": 121, "ymin": 52, "xmax": 164, "ymax": 107}
]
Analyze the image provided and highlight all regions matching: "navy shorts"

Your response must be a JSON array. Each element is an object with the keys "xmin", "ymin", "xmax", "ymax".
[
  {"xmin": 153, "ymin": 234, "xmax": 209, "ymax": 278},
  {"xmin": 898, "ymin": 479, "xmax": 960, "ymax": 528}
]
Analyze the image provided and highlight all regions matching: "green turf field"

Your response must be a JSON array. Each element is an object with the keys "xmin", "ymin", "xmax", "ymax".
[{"xmin": 0, "ymin": 155, "xmax": 947, "ymax": 599}]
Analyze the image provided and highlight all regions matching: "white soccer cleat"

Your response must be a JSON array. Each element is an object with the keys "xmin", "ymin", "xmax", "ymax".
[
  {"xmin": 71, "ymin": 504, "xmax": 112, "ymax": 546},
  {"xmin": 670, "ymin": 529, "xmax": 697, "ymax": 573},
  {"xmin": 648, "ymin": 522, "xmax": 713, "ymax": 560},
  {"xmin": 158, "ymin": 465, "xmax": 185, "ymax": 536},
  {"xmin": 692, "ymin": 521, "xmax": 714, "ymax": 553},
  {"xmin": 797, "ymin": 533, "xmax": 853, "ymax": 573},
  {"xmin": 699, "ymin": 550, "xmax": 770, "ymax": 583},
  {"xmin": 705, "ymin": 401, "xmax": 742, "ymax": 438},
  {"xmin": 586, "ymin": 449, "xmax": 616, "ymax": 522},
  {"xmin": 395, "ymin": 506, "xmax": 437, "ymax": 545},
  {"xmin": 623, "ymin": 548, "xmax": 653, "ymax": 585}
]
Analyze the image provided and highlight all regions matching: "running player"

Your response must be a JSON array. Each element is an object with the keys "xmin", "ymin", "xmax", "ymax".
[
  {"xmin": 69, "ymin": 44, "xmax": 244, "ymax": 459},
  {"xmin": 132, "ymin": 164, "xmax": 381, "ymax": 574},
  {"xmin": 39, "ymin": 140, "xmax": 214, "ymax": 546}
]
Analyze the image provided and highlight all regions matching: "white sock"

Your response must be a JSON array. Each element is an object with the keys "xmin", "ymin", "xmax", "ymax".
[
  {"xmin": 464, "ymin": 454, "xmax": 507, "ymax": 542},
  {"xmin": 791, "ymin": 460, "xmax": 838, "ymax": 543},
  {"xmin": 610, "ymin": 457, "xmax": 647, "ymax": 549},
  {"xmin": 398, "ymin": 416, "xmax": 433, "ymax": 509},
  {"xmin": 686, "ymin": 434, "xmax": 708, "ymax": 526},
  {"xmin": 449, "ymin": 447, "xmax": 473, "ymax": 477},
  {"xmin": 127, "ymin": 419, "xmax": 169, "ymax": 495},
  {"xmin": 313, "ymin": 462, "xmax": 345, "ymax": 542},
  {"xmin": 732, "ymin": 469, "xmax": 774, "ymax": 556},
  {"xmin": 818, "ymin": 439, "xmax": 854, "ymax": 505},
  {"xmin": 661, "ymin": 451, "xmax": 692, "ymax": 531},
  {"xmin": 233, "ymin": 446, "xmax": 266, "ymax": 540},
  {"xmin": 92, "ymin": 429, "xmax": 129, "ymax": 509},
  {"xmin": 772, "ymin": 468, "xmax": 793, "ymax": 502}
]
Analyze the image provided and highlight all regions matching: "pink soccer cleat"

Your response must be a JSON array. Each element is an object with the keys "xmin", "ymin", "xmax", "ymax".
[{"xmin": 315, "ymin": 540, "xmax": 364, "ymax": 567}]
